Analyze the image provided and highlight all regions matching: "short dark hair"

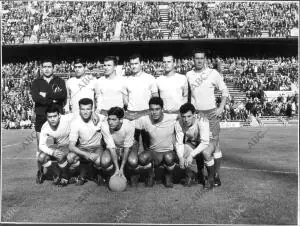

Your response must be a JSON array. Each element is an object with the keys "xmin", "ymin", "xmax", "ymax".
[
  {"xmin": 193, "ymin": 49, "xmax": 210, "ymax": 58},
  {"xmin": 129, "ymin": 54, "xmax": 142, "ymax": 62},
  {"xmin": 162, "ymin": 53, "xmax": 174, "ymax": 61},
  {"xmin": 41, "ymin": 59, "xmax": 53, "ymax": 66},
  {"xmin": 107, "ymin": 107, "xmax": 124, "ymax": 119},
  {"xmin": 149, "ymin": 97, "xmax": 164, "ymax": 108},
  {"xmin": 74, "ymin": 58, "xmax": 86, "ymax": 66},
  {"xmin": 179, "ymin": 103, "xmax": 195, "ymax": 114},
  {"xmin": 104, "ymin": 56, "xmax": 118, "ymax": 66},
  {"xmin": 46, "ymin": 104, "xmax": 60, "ymax": 115},
  {"xmin": 78, "ymin": 98, "xmax": 93, "ymax": 107}
]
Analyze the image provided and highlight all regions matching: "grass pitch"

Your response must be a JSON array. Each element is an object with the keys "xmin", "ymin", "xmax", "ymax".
[{"xmin": 1, "ymin": 126, "xmax": 298, "ymax": 224}]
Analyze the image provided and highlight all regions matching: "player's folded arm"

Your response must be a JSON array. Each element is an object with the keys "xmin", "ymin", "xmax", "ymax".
[
  {"xmin": 174, "ymin": 122, "xmax": 185, "ymax": 160},
  {"xmin": 68, "ymin": 140, "xmax": 81, "ymax": 155},
  {"xmin": 39, "ymin": 130, "xmax": 55, "ymax": 156},
  {"xmin": 31, "ymin": 81, "xmax": 52, "ymax": 106}
]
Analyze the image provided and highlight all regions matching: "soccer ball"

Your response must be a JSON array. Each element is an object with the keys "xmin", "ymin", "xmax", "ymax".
[{"xmin": 109, "ymin": 175, "xmax": 127, "ymax": 192}]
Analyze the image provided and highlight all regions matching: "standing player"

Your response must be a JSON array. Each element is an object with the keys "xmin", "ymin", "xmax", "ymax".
[
  {"xmin": 175, "ymin": 103, "xmax": 215, "ymax": 189},
  {"xmin": 156, "ymin": 53, "xmax": 188, "ymax": 114},
  {"xmin": 135, "ymin": 97, "xmax": 178, "ymax": 188},
  {"xmin": 68, "ymin": 98, "xmax": 120, "ymax": 185},
  {"xmin": 186, "ymin": 50, "xmax": 229, "ymax": 187},
  {"xmin": 65, "ymin": 59, "xmax": 97, "ymax": 114},
  {"xmin": 95, "ymin": 56, "xmax": 127, "ymax": 116},
  {"xmin": 106, "ymin": 107, "xmax": 139, "ymax": 185},
  {"xmin": 123, "ymin": 54, "xmax": 158, "ymax": 121},
  {"xmin": 31, "ymin": 59, "xmax": 67, "ymax": 183}
]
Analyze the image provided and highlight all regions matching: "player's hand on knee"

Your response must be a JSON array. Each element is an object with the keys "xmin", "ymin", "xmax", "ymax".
[
  {"xmin": 53, "ymin": 149, "xmax": 64, "ymax": 161},
  {"xmin": 89, "ymin": 153, "xmax": 99, "ymax": 162},
  {"xmin": 178, "ymin": 157, "xmax": 185, "ymax": 169},
  {"xmin": 184, "ymin": 155, "xmax": 193, "ymax": 168},
  {"xmin": 119, "ymin": 169, "xmax": 126, "ymax": 179},
  {"xmin": 113, "ymin": 168, "xmax": 122, "ymax": 177}
]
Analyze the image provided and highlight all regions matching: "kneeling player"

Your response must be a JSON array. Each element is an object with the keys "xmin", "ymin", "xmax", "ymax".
[
  {"xmin": 106, "ymin": 107, "xmax": 139, "ymax": 185},
  {"xmin": 37, "ymin": 104, "xmax": 74, "ymax": 186},
  {"xmin": 175, "ymin": 103, "xmax": 215, "ymax": 190},
  {"xmin": 135, "ymin": 97, "xmax": 178, "ymax": 188},
  {"xmin": 68, "ymin": 98, "xmax": 120, "ymax": 185}
]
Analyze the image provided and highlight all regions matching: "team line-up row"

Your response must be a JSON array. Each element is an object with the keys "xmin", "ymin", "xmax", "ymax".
[{"xmin": 32, "ymin": 51, "xmax": 228, "ymax": 189}]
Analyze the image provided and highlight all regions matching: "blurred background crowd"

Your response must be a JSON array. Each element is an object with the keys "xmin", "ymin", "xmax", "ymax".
[{"xmin": 2, "ymin": 56, "xmax": 298, "ymax": 129}]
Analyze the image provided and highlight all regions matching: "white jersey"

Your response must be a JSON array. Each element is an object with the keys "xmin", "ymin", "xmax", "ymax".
[
  {"xmin": 156, "ymin": 73, "xmax": 188, "ymax": 111},
  {"xmin": 95, "ymin": 75, "xmax": 126, "ymax": 111},
  {"xmin": 69, "ymin": 114, "xmax": 115, "ymax": 149},
  {"xmin": 39, "ymin": 113, "xmax": 75, "ymax": 156},
  {"xmin": 186, "ymin": 68, "xmax": 229, "ymax": 110},
  {"xmin": 110, "ymin": 119, "xmax": 135, "ymax": 149},
  {"xmin": 175, "ymin": 117, "xmax": 209, "ymax": 158},
  {"xmin": 135, "ymin": 114, "xmax": 177, "ymax": 153},
  {"xmin": 65, "ymin": 75, "xmax": 97, "ymax": 114},
  {"xmin": 124, "ymin": 71, "xmax": 158, "ymax": 111}
]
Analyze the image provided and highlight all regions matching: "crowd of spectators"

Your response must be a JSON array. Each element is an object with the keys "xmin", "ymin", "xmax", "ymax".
[
  {"xmin": 120, "ymin": 2, "xmax": 164, "ymax": 41},
  {"xmin": 167, "ymin": 2, "xmax": 209, "ymax": 39},
  {"xmin": 2, "ymin": 2, "xmax": 298, "ymax": 44},
  {"xmin": 2, "ymin": 63, "xmax": 36, "ymax": 129},
  {"xmin": 217, "ymin": 93, "xmax": 298, "ymax": 122},
  {"xmin": 234, "ymin": 57, "xmax": 298, "ymax": 100},
  {"xmin": 207, "ymin": 2, "xmax": 298, "ymax": 38},
  {"xmin": 2, "ymin": 1, "xmax": 122, "ymax": 44},
  {"xmin": 1, "ymin": 56, "xmax": 298, "ymax": 128}
]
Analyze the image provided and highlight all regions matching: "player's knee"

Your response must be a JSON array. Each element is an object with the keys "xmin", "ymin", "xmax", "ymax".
[
  {"xmin": 138, "ymin": 151, "xmax": 152, "ymax": 166},
  {"xmin": 67, "ymin": 152, "xmax": 79, "ymax": 164},
  {"xmin": 101, "ymin": 150, "xmax": 112, "ymax": 169},
  {"xmin": 163, "ymin": 152, "xmax": 176, "ymax": 167},
  {"xmin": 128, "ymin": 151, "xmax": 138, "ymax": 168},
  {"xmin": 213, "ymin": 150, "xmax": 222, "ymax": 159},
  {"xmin": 37, "ymin": 152, "xmax": 50, "ymax": 164},
  {"xmin": 93, "ymin": 156, "xmax": 101, "ymax": 168},
  {"xmin": 38, "ymin": 152, "xmax": 52, "ymax": 167},
  {"xmin": 202, "ymin": 145, "xmax": 214, "ymax": 161}
]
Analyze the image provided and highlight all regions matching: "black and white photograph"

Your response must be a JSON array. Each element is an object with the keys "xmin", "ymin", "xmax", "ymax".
[{"xmin": 1, "ymin": 0, "xmax": 299, "ymax": 224}]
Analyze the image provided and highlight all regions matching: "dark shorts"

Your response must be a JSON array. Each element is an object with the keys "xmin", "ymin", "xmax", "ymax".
[
  {"xmin": 196, "ymin": 109, "xmax": 220, "ymax": 141},
  {"xmin": 35, "ymin": 114, "xmax": 47, "ymax": 132},
  {"xmin": 38, "ymin": 145, "xmax": 69, "ymax": 161},
  {"xmin": 151, "ymin": 150, "xmax": 177, "ymax": 167},
  {"xmin": 78, "ymin": 145, "xmax": 103, "ymax": 155}
]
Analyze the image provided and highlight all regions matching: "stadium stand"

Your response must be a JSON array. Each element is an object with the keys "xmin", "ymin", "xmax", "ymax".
[{"xmin": 2, "ymin": 2, "xmax": 299, "ymax": 44}]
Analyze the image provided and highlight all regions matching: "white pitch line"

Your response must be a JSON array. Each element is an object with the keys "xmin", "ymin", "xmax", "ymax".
[
  {"xmin": 3, "ymin": 157, "xmax": 35, "ymax": 160},
  {"xmin": 2, "ymin": 143, "xmax": 23, "ymax": 148},
  {"xmin": 222, "ymin": 166, "xmax": 297, "ymax": 175},
  {"xmin": 1, "ymin": 158, "xmax": 297, "ymax": 175}
]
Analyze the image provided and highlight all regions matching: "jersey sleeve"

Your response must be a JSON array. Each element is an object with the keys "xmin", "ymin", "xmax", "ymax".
[
  {"xmin": 134, "ymin": 116, "xmax": 144, "ymax": 130},
  {"xmin": 174, "ymin": 121, "xmax": 184, "ymax": 158},
  {"xmin": 39, "ymin": 124, "xmax": 54, "ymax": 156},
  {"xmin": 69, "ymin": 120, "xmax": 80, "ymax": 143},
  {"xmin": 149, "ymin": 75, "xmax": 158, "ymax": 95},
  {"xmin": 214, "ymin": 70, "xmax": 229, "ymax": 97},
  {"xmin": 64, "ymin": 79, "xmax": 71, "ymax": 112},
  {"xmin": 95, "ymin": 80, "xmax": 103, "ymax": 111},
  {"xmin": 124, "ymin": 121, "xmax": 135, "ymax": 148},
  {"xmin": 182, "ymin": 76, "xmax": 189, "ymax": 102},
  {"xmin": 100, "ymin": 121, "xmax": 116, "ymax": 149}
]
